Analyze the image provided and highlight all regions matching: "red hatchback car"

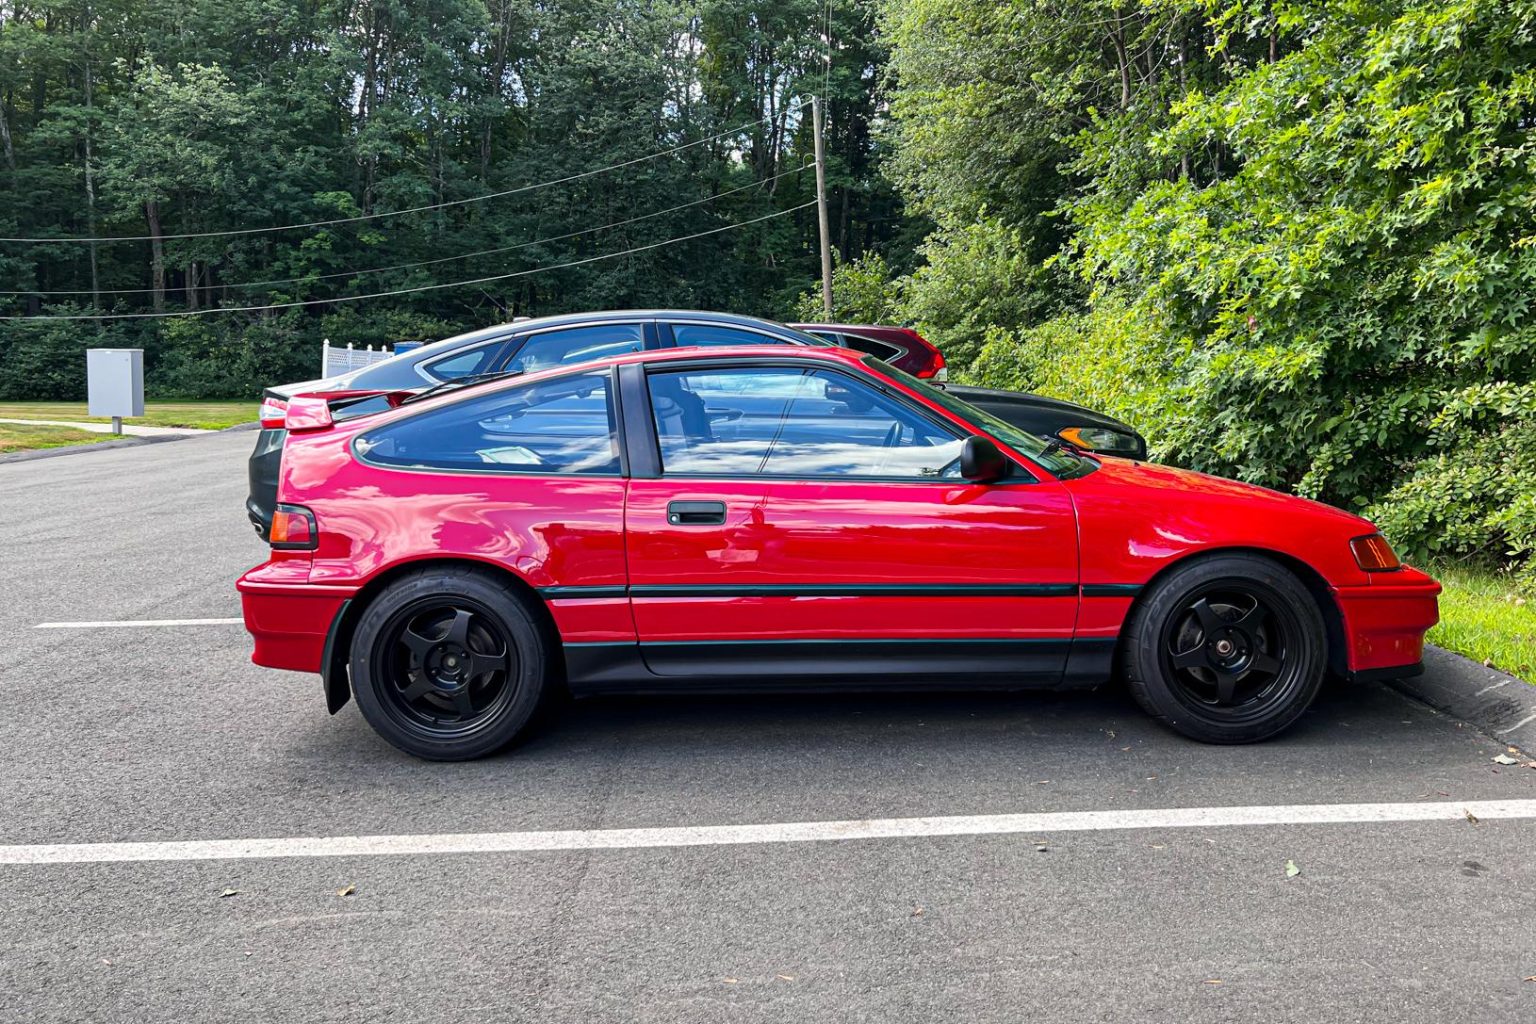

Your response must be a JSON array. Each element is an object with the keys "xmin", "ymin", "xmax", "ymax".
[{"xmin": 239, "ymin": 345, "xmax": 1440, "ymax": 760}]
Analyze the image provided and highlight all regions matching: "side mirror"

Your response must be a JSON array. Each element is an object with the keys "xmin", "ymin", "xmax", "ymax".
[{"xmin": 959, "ymin": 435, "xmax": 1008, "ymax": 483}]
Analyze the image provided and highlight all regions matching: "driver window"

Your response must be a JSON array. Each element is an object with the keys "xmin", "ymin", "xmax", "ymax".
[{"xmin": 647, "ymin": 366, "xmax": 964, "ymax": 477}]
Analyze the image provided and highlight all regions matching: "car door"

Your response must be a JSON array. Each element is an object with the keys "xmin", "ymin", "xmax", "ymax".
[{"xmin": 621, "ymin": 359, "xmax": 1081, "ymax": 681}]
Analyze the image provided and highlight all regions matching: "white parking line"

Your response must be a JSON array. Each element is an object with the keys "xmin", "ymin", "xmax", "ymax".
[
  {"xmin": 3, "ymin": 800, "xmax": 1534, "ymax": 866},
  {"xmin": 34, "ymin": 618, "xmax": 243, "ymax": 629}
]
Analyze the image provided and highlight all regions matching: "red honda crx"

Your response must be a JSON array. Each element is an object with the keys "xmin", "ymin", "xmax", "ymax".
[{"xmin": 238, "ymin": 345, "xmax": 1440, "ymax": 760}]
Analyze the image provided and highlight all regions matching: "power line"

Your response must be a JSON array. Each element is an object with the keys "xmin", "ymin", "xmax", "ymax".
[
  {"xmin": 2, "ymin": 165, "xmax": 811, "ymax": 297},
  {"xmin": 0, "ymin": 102, "xmax": 807, "ymax": 246},
  {"xmin": 1, "ymin": 202, "xmax": 817, "ymax": 321}
]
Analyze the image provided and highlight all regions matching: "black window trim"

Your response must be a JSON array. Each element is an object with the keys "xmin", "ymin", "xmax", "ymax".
[
  {"xmin": 630, "ymin": 355, "xmax": 1041, "ymax": 485},
  {"xmin": 838, "ymin": 331, "xmax": 909, "ymax": 364},
  {"xmin": 352, "ymin": 365, "xmax": 629, "ymax": 480},
  {"xmin": 414, "ymin": 337, "xmax": 515, "ymax": 385},
  {"xmin": 657, "ymin": 320, "xmax": 804, "ymax": 349}
]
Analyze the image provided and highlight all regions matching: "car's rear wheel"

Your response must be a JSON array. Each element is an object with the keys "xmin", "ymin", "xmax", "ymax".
[
  {"xmin": 1121, "ymin": 554, "xmax": 1326, "ymax": 743},
  {"xmin": 349, "ymin": 569, "xmax": 550, "ymax": 760}
]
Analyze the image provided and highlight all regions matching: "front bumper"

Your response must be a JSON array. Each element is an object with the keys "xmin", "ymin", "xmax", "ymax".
[
  {"xmin": 237, "ymin": 563, "xmax": 355, "ymax": 673},
  {"xmin": 1334, "ymin": 565, "xmax": 1442, "ymax": 679}
]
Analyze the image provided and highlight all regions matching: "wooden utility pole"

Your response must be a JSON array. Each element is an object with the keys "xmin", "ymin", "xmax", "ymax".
[{"xmin": 812, "ymin": 96, "xmax": 833, "ymax": 318}]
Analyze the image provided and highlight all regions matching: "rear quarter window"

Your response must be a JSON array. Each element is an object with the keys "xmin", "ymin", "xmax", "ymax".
[{"xmin": 354, "ymin": 371, "xmax": 621, "ymax": 476}]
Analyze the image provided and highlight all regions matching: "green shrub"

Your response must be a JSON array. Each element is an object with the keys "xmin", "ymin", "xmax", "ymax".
[
  {"xmin": 1367, "ymin": 384, "xmax": 1536, "ymax": 590},
  {"xmin": 966, "ymin": 299, "xmax": 1184, "ymax": 454},
  {"xmin": 791, "ymin": 253, "xmax": 905, "ymax": 324}
]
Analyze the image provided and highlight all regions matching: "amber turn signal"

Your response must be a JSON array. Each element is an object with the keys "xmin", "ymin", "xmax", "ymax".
[{"xmin": 1350, "ymin": 533, "xmax": 1400, "ymax": 572}]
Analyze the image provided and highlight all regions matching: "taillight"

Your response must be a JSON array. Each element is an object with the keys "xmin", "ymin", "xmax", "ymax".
[
  {"xmin": 905, "ymin": 330, "xmax": 946, "ymax": 380},
  {"xmin": 1350, "ymin": 533, "xmax": 1401, "ymax": 572},
  {"xmin": 259, "ymin": 397, "xmax": 289, "ymax": 429},
  {"xmin": 269, "ymin": 504, "xmax": 318, "ymax": 550}
]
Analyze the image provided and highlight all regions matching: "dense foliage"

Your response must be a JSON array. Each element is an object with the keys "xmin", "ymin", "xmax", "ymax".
[
  {"xmin": 6, "ymin": 0, "xmax": 1536, "ymax": 583},
  {"xmin": 0, "ymin": 0, "xmax": 905, "ymax": 397},
  {"xmin": 868, "ymin": 0, "xmax": 1536, "ymax": 584}
]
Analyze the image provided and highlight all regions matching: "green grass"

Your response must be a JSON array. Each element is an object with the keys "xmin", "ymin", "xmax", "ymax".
[
  {"xmin": 0, "ymin": 422, "xmax": 118, "ymax": 454},
  {"xmin": 0, "ymin": 400, "xmax": 257, "ymax": 430},
  {"xmin": 1428, "ymin": 563, "xmax": 1536, "ymax": 684}
]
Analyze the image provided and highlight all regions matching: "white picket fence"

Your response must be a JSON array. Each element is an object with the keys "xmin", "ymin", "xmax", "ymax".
[{"xmin": 321, "ymin": 340, "xmax": 396, "ymax": 377}]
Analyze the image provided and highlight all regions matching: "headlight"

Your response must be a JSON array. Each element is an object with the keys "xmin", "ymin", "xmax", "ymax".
[{"xmin": 1057, "ymin": 426, "xmax": 1142, "ymax": 456}]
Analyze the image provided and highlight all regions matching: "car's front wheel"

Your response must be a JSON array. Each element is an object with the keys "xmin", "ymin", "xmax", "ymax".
[
  {"xmin": 1121, "ymin": 554, "xmax": 1327, "ymax": 743},
  {"xmin": 349, "ymin": 569, "xmax": 550, "ymax": 760}
]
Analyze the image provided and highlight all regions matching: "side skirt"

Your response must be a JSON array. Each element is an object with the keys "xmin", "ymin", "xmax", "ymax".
[{"xmin": 562, "ymin": 638, "xmax": 1118, "ymax": 696}]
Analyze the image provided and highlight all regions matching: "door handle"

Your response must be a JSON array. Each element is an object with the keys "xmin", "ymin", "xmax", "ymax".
[{"xmin": 667, "ymin": 500, "xmax": 727, "ymax": 526}]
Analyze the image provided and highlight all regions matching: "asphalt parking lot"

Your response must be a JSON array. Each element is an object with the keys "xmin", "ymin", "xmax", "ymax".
[{"xmin": 2, "ymin": 431, "xmax": 1535, "ymax": 1023}]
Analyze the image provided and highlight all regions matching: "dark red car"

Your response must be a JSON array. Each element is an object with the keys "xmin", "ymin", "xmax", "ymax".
[
  {"xmin": 789, "ymin": 322, "xmax": 949, "ymax": 380},
  {"xmin": 239, "ymin": 345, "xmax": 1440, "ymax": 760}
]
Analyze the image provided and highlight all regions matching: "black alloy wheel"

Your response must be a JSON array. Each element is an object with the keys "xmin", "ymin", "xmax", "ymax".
[
  {"xmin": 349, "ymin": 568, "xmax": 550, "ymax": 760},
  {"xmin": 1122, "ymin": 554, "xmax": 1327, "ymax": 743},
  {"xmin": 380, "ymin": 600, "xmax": 517, "ymax": 732}
]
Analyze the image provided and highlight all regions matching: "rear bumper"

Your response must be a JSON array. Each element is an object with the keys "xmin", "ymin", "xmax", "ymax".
[
  {"xmin": 237, "ymin": 565, "xmax": 355, "ymax": 673},
  {"xmin": 1334, "ymin": 566, "xmax": 1442, "ymax": 679}
]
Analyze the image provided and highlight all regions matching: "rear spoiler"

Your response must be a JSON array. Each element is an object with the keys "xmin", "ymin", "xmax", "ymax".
[{"xmin": 284, "ymin": 388, "xmax": 414, "ymax": 433}]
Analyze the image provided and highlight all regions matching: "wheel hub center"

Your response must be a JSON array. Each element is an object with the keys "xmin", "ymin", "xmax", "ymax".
[
  {"xmin": 1207, "ymin": 628, "xmax": 1251, "ymax": 669},
  {"xmin": 427, "ymin": 644, "xmax": 470, "ymax": 688}
]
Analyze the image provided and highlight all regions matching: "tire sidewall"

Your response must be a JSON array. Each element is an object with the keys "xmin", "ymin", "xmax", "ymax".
[{"xmin": 350, "ymin": 571, "xmax": 548, "ymax": 760}]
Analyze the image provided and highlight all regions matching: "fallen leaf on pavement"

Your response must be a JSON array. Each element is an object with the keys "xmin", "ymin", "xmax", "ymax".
[
  {"xmin": 1523, "ymin": 976, "xmax": 1536, "ymax": 983},
  {"xmin": 1285, "ymin": 860, "xmax": 1300, "ymax": 878},
  {"xmin": 1203, "ymin": 979, "xmax": 1223, "ymax": 986},
  {"xmin": 1035, "ymin": 844, "xmax": 1048, "ymax": 853},
  {"xmin": 1465, "ymin": 809, "xmax": 1480, "ymax": 824},
  {"xmin": 776, "ymin": 974, "xmax": 795, "ymax": 981},
  {"xmin": 219, "ymin": 889, "xmax": 239, "ymax": 899},
  {"xmin": 722, "ymin": 977, "xmax": 738, "ymax": 984},
  {"xmin": 337, "ymin": 883, "xmax": 356, "ymax": 897},
  {"xmin": 1492, "ymin": 754, "xmax": 1519, "ymax": 765}
]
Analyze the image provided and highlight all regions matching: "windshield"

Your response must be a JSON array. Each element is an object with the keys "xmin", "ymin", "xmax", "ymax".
[{"xmin": 864, "ymin": 357, "xmax": 1092, "ymax": 479}]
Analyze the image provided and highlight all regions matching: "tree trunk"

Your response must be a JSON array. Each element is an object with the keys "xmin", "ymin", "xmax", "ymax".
[
  {"xmin": 144, "ymin": 200, "xmax": 166, "ymax": 312},
  {"xmin": 83, "ymin": 61, "xmax": 100, "ymax": 305},
  {"xmin": 1111, "ymin": 18, "xmax": 1132, "ymax": 110},
  {"xmin": 186, "ymin": 260, "xmax": 199, "ymax": 311},
  {"xmin": 1178, "ymin": 31, "xmax": 1190, "ymax": 182},
  {"xmin": 0, "ymin": 102, "xmax": 15, "ymax": 172}
]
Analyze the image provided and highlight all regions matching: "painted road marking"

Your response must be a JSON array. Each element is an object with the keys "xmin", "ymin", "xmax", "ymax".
[
  {"xmin": 35, "ymin": 618, "xmax": 243, "ymax": 629},
  {"xmin": 3, "ymin": 800, "xmax": 1534, "ymax": 866}
]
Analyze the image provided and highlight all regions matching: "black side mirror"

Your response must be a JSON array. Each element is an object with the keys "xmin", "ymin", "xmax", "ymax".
[{"xmin": 959, "ymin": 435, "xmax": 1008, "ymax": 483}]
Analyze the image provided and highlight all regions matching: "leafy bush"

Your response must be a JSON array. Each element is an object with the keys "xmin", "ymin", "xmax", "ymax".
[
  {"xmin": 1367, "ymin": 384, "xmax": 1536, "ymax": 590},
  {"xmin": 0, "ymin": 315, "xmax": 151, "ymax": 400},
  {"xmin": 791, "ymin": 253, "xmax": 905, "ymax": 324},
  {"xmin": 966, "ymin": 299, "xmax": 1183, "ymax": 451}
]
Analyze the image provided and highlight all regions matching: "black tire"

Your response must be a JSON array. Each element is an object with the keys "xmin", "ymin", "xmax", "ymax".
[
  {"xmin": 349, "ymin": 568, "xmax": 551, "ymax": 760},
  {"xmin": 1121, "ymin": 554, "xmax": 1327, "ymax": 743}
]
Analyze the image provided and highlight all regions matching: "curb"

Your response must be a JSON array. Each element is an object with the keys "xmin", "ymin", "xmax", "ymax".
[
  {"xmin": 0, "ymin": 433, "xmax": 172, "ymax": 465},
  {"xmin": 0, "ymin": 419, "xmax": 258, "ymax": 466},
  {"xmin": 1389, "ymin": 645, "xmax": 1536, "ymax": 754}
]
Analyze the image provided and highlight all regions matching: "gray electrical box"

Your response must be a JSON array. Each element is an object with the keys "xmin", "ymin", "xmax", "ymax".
[{"xmin": 86, "ymin": 348, "xmax": 145, "ymax": 420}]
